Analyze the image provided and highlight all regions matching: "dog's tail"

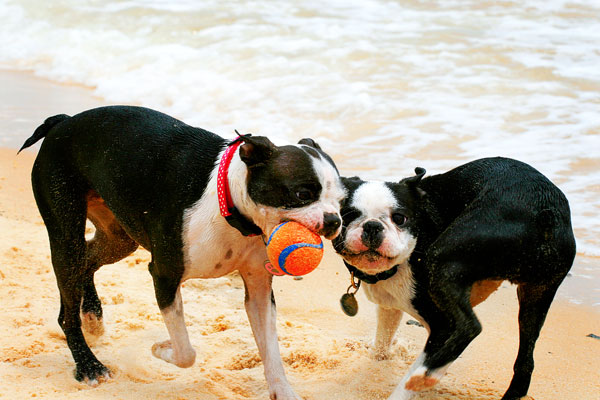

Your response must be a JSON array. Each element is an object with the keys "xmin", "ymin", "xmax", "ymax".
[{"xmin": 18, "ymin": 114, "xmax": 70, "ymax": 154}]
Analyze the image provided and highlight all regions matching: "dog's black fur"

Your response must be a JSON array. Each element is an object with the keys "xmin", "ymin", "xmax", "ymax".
[
  {"xmin": 23, "ymin": 107, "xmax": 220, "ymax": 381},
  {"xmin": 334, "ymin": 157, "xmax": 576, "ymax": 399}
]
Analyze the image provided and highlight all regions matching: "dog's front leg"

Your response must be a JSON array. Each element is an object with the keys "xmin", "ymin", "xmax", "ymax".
[
  {"xmin": 152, "ymin": 286, "xmax": 196, "ymax": 368},
  {"xmin": 240, "ymin": 266, "xmax": 301, "ymax": 400},
  {"xmin": 388, "ymin": 352, "xmax": 427, "ymax": 400},
  {"xmin": 372, "ymin": 306, "xmax": 403, "ymax": 360},
  {"xmin": 387, "ymin": 349, "xmax": 452, "ymax": 399}
]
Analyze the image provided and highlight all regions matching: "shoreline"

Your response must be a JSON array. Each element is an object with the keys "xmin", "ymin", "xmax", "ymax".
[{"xmin": 0, "ymin": 68, "xmax": 104, "ymax": 149}]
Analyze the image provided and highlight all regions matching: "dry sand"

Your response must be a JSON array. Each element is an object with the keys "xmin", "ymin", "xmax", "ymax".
[
  {"xmin": 1, "ymin": 70, "xmax": 599, "ymax": 399},
  {"xmin": 1, "ymin": 151, "xmax": 599, "ymax": 400}
]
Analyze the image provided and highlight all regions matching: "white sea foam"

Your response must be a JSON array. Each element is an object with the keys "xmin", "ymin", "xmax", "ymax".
[{"xmin": 0, "ymin": 1, "xmax": 599, "ymax": 267}]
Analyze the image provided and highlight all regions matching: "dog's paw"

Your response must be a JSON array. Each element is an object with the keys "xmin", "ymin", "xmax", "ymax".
[
  {"xmin": 269, "ymin": 387, "xmax": 302, "ymax": 400},
  {"xmin": 152, "ymin": 340, "xmax": 176, "ymax": 364},
  {"xmin": 81, "ymin": 312, "xmax": 105, "ymax": 337},
  {"xmin": 74, "ymin": 360, "xmax": 111, "ymax": 386},
  {"xmin": 404, "ymin": 373, "xmax": 438, "ymax": 392},
  {"xmin": 152, "ymin": 340, "xmax": 196, "ymax": 368},
  {"xmin": 366, "ymin": 338, "xmax": 398, "ymax": 361},
  {"xmin": 370, "ymin": 347, "xmax": 393, "ymax": 361}
]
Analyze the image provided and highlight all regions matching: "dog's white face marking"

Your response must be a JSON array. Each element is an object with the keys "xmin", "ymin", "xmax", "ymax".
[{"xmin": 341, "ymin": 181, "xmax": 416, "ymax": 275}]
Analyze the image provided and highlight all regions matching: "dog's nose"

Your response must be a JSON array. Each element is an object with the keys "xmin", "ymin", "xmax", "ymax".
[
  {"xmin": 361, "ymin": 220, "xmax": 384, "ymax": 249},
  {"xmin": 321, "ymin": 212, "xmax": 342, "ymax": 239}
]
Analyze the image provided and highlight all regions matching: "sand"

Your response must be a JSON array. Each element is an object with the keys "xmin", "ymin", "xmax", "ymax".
[{"xmin": 1, "ymin": 72, "xmax": 599, "ymax": 399}]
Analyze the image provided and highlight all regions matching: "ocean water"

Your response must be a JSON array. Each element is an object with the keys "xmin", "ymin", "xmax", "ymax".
[{"xmin": 0, "ymin": 0, "xmax": 599, "ymax": 306}]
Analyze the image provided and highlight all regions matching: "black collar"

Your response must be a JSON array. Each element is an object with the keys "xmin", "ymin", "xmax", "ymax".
[
  {"xmin": 343, "ymin": 261, "xmax": 398, "ymax": 284},
  {"xmin": 224, "ymin": 206, "xmax": 263, "ymax": 237}
]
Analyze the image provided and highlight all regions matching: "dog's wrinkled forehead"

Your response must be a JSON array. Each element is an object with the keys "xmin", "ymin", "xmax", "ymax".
[
  {"xmin": 350, "ymin": 181, "xmax": 398, "ymax": 219},
  {"xmin": 246, "ymin": 143, "xmax": 341, "ymax": 209}
]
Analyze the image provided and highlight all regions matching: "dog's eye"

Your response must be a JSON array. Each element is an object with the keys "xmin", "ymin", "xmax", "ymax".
[
  {"xmin": 295, "ymin": 189, "xmax": 314, "ymax": 202},
  {"xmin": 392, "ymin": 213, "xmax": 407, "ymax": 226}
]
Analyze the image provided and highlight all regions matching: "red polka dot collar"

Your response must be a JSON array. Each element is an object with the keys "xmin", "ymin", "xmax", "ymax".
[{"xmin": 216, "ymin": 135, "xmax": 263, "ymax": 237}]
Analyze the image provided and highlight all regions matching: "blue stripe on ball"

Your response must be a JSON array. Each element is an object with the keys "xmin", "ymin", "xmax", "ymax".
[
  {"xmin": 278, "ymin": 242, "xmax": 324, "ymax": 275},
  {"xmin": 267, "ymin": 221, "xmax": 289, "ymax": 246}
]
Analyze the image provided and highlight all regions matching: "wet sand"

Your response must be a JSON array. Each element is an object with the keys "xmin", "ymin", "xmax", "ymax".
[{"xmin": 1, "ymin": 70, "xmax": 599, "ymax": 399}]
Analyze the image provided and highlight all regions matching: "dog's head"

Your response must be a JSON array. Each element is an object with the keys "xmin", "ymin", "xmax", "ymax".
[
  {"xmin": 332, "ymin": 168, "xmax": 426, "ymax": 274},
  {"xmin": 235, "ymin": 135, "xmax": 345, "ymax": 239}
]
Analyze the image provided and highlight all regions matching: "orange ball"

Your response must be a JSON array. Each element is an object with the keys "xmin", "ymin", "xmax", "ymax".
[{"xmin": 265, "ymin": 221, "xmax": 324, "ymax": 276}]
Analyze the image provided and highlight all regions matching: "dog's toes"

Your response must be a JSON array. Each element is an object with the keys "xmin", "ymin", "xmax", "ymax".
[
  {"xmin": 84, "ymin": 370, "xmax": 111, "ymax": 387},
  {"xmin": 152, "ymin": 340, "xmax": 175, "ymax": 364},
  {"xmin": 404, "ymin": 373, "xmax": 438, "ymax": 391},
  {"xmin": 367, "ymin": 340, "xmax": 399, "ymax": 361},
  {"xmin": 269, "ymin": 389, "xmax": 302, "ymax": 400},
  {"xmin": 152, "ymin": 340, "xmax": 196, "ymax": 368},
  {"xmin": 268, "ymin": 381, "xmax": 303, "ymax": 400},
  {"xmin": 370, "ymin": 348, "xmax": 392, "ymax": 361},
  {"xmin": 75, "ymin": 360, "xmax": 111, "ymax": 386}
]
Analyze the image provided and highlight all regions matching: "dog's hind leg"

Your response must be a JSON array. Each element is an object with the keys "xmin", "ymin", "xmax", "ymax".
[
  {"xmin": 81, "ymin": 193, "xmax": 139, "ymax": 336},
  {"xmin": 32, "ymin": 168, "xmax": 110, "ymax": 385},
  {"xmin": 501, "ymin": 281, "xmax": 562, "ymax": 400},
  {"xmin": 80, "ymin": 274, "xmax": 105, "ymax": 336}
]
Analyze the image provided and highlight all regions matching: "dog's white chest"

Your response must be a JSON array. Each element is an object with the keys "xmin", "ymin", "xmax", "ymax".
[
  {"xmin": 183, "ymin": 230, "xmax": 264, "ymax": 280},
  {"xmin": 181, "ymin": 173, "xmax": 266, "ymax": 280},
  {"xmin": 363, "ymin": 263, "xmax": 420, "ymax": 319}
]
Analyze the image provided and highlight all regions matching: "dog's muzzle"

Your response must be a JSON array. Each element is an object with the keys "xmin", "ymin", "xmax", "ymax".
[
  {"xmin": 361, "ymin": 220, "xmax": 384, "ymax": 249},
  {"xmin": 320, "ymin": 212, "xmax": 342, "ymax": 239}
]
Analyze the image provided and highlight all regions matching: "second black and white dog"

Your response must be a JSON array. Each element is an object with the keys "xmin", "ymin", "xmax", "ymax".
[
  {"xmin": 333, "ymin": 157, "xmax": 575, "ymax": 400},
  {"xmin": 20, "ymin": 105, "xmax": 345, "ymax": 400}
]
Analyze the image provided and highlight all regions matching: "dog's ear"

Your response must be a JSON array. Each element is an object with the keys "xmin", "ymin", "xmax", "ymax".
[
  {"xmin": 238, "ymin": 135, "xmax": 276, "ymax": 168},
  {"xmin": 405, "ymin": 167, "xmax": 426, "ymax": 185},
  {"xmin": 401, "ymin": 167, "xmax": 426, "ymax": 197},
  {"xmin": 340, "ymin": 176, "xmax": 364, "ymax": 206},
  {"xmin": 341, "ymin": 176, "xmax": 363, "ymax": 191},
  {"xmin": 298, "ymin": 138, "xmax": 322, "ymax": 150}
]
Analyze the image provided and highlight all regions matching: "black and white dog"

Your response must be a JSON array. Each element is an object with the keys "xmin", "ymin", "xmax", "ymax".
[
  {"xmin": 333, "ymin": 157, "xmax": 575, "ymax": 400},
  {"xmin": 20, "ymin": 105, "xmax": 345, "ymax": 400}
]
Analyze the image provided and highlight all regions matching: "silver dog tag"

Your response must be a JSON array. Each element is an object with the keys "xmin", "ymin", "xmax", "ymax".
[{"xmin": 340, "ymin": 293, "xmax": 358, "ymax": 317}]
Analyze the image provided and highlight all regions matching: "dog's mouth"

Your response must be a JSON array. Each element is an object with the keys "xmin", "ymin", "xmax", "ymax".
[
  {"xmin": 339, "ymin": 249, "xmax": 397, "ymax": 274},
  {"xmin": 320, "ymin": 229, "xmax": 340, "ymax": 241},
  {"xmin": 274, "ymin": 218, "xmax": 340, "ymax": 241}
]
